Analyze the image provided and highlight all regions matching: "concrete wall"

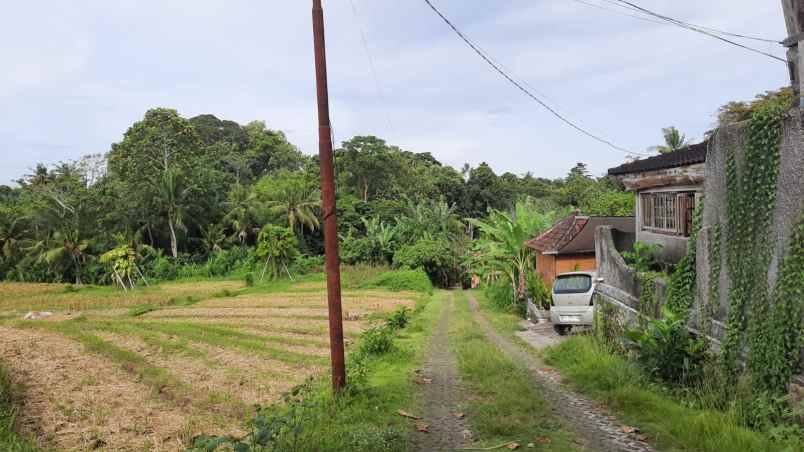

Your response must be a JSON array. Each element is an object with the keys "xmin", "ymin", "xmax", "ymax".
[
  {"xmin": 698, "ymin": 109, "xmax": 804, "ymax": 370},
  {"xmin": 635, "ymin": 229, "xmax": 689, "ymax": 264}
]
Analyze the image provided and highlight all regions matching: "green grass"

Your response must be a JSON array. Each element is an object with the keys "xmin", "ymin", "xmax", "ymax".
[
  {"xmin": 0, "ymin": 363, "xmax": 38, "ymax": 451},
  {"xmin": 544, "ymin": 336, "xmax": 802, "ymax": 452},
  {"xmin": 451, "ymin": 291, "xmax": 579, "ymax": 450},
  {"xmin": 359, "ymin": 269, "xmax": 433, "ymax": 294}
]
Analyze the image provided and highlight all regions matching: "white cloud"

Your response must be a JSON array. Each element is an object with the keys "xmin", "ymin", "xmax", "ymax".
[{"xmin": 0, "ymin": 0, "xmax": 791, "ymax": 185}]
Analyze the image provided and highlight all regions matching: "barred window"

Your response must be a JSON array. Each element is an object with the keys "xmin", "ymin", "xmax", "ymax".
[{"xmin": 640, "ymin": 191, "xmax": 696, "ymax": 236}]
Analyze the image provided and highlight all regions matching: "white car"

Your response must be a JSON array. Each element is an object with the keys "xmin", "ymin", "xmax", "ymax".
[{"xmin": 549, "ymin": 271, "xmax": 599, "ymax": 335}]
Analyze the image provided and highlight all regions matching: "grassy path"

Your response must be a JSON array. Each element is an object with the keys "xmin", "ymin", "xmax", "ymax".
[
  {"xmin": 464, "ymin": 291, "xmax": 654, "ymax": 452},
  {"xmin": 410, "ymin": 292, "xmax": 470, "ymax": 451}
]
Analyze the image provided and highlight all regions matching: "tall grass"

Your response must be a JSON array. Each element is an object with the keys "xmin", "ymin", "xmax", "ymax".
[
  {"xmin": 0, "ymin": 364, "xmax": 37, "ymax": 451},
  {"xmin": 359, "ymin": 269, "xmax": 433, "ymax": 294},
  {"xmin": 544, "ymin": 336, "xmax": 802, "ymax": 452}
]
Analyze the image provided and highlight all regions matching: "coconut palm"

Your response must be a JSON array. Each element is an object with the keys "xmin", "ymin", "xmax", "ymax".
[
  {"xmin": 255, "ymin": 171, "xmax": 320, "ymax": 236},
  {"xmin": 0, "ymin": 210, "xmax": 26, "ymax": 260},
  {"xmin": 40, "ymin": 230, "xmax": 91, "ymax": 284},
  {"xmin": 651, "ymin": 127, "xmax": 690, "ymax": 154},
  {"xmin": 156, "ymin": 169, "xmax": 192, "ymax": 258}
]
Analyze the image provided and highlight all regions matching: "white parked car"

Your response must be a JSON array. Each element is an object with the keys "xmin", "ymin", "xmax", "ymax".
[{"xmin": 550, "ymin": 271, "xmax": 599, "ymax": 335}]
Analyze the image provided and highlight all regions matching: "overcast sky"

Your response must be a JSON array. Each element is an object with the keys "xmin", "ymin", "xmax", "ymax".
[{"xmin": 0, "ymin": 1, "xmax": 790, "ymax": 185}]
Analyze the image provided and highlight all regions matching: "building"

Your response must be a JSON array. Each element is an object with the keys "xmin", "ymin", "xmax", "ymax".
[
  {"xmin": 525, "ymin": 212, "xmax": 634, "ymax": 285},
  {"xmin": 607, "ymin": 142, "xmax": 707, "ymax": 263}
]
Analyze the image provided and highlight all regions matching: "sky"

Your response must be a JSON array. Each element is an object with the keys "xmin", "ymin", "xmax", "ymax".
[{"xmin": 0, "ymin": 0, "xmax": 790, "ymax": 185}]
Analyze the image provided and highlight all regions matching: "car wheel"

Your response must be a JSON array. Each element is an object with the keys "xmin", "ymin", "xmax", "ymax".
[{"xmin": 553, "ymin": 325, "xmax": 571, "ymax": 336}]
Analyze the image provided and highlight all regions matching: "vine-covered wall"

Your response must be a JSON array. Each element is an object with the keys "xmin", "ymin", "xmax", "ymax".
[{"xmin": 700, "ymin": 105, "xmax": 804, "ymax": 392}]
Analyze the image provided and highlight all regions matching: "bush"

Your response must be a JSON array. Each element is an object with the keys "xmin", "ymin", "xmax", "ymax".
[
  {"xmin": 392, "ymin": 239, "xmax": 458, "ymax": 287},
  {"xmin": 358, "ymin": 325, "xmax": 395, "ymax": 356},
  {"xmin": 483, "ymin": 280, "xmax": 519, "ymax": 314},
  {"xmin": 359, "ymin": 269, "xmax": 433, "ymax": 294},
  {"xmin": 290, "ymin": 254, "xmax": 324, "ymax": 275},
  {"xmin": 149, "ymin": 255, "xmax": 177, "ymax": 281},
  {"xmin": 244, "ymin": 272, "xmax": 254, "ymax": 287},
  {"xmin": 623, "ymin": 307, "xmax": 707, "ymax": 386},
  {"xmin": 623, "ymin": 242, "xmax": 663, "ymax": 272},
  {"xmin": 386, "ymin": 306, "xmax": 410, "ymax": 330},
  {"xmin": 525, "ymin": 272, "xmax": 550, "ymax": 309}
]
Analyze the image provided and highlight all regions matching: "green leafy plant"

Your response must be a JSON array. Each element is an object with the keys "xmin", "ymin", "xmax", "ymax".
[
  {"xmin": 255, "ymin": 225, "xmax": 299, "ymax": 281},
  {"xmin": 624, "ymin": 306, "xmax": 707, "ymax": 386},
  {"xmin": 622, "ymin": 242, "xmax": 663, "ymax": 273},
  {"xmin": 357, "ymin": 325, "xmax": 395, "ymax": 356},
  {"xmin": 385, "ymin": 306, "xmax": 410, "ymax": 330}
]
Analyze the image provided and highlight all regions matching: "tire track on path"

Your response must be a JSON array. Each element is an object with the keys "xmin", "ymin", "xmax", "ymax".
[
  {"xmin": 410, "ymin": 292, "xmax": 471, "ymax": 452},
  {"xmin": 465, "ymin": 291, "xmax": 655, "ymax": 452}
]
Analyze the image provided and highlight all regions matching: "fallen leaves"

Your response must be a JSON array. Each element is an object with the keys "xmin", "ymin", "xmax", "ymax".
[
  {"xmin": 621, "ymin": 425, "xmax": 639, "ymax": 434},
  {"xmin": 535, "ymin": 436, "xmax": 551, "ymax": 444},
  {"xmin": 396, "ymin": 409, "xmax": 420, "ymax": 420}
]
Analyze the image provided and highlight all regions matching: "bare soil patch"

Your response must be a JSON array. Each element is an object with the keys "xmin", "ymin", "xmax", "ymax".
[{"xmin": 0, "ymin": 326, "xmax": 207, "ymax": 451}]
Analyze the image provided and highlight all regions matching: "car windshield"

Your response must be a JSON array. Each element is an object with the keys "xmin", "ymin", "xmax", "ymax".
[{"xmin": 553, "ymin": 275, "xmax": 592, "ymax": 294}]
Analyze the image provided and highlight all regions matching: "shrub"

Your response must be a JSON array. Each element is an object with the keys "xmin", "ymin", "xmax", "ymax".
[
  {"xmin": 386, "ymin": 306, "xmax": 410, "ymax": 330},
  {"xmin": 483, "ymin": 280, "xmax": 519, "ymax": 313},
  {"xmin": 392, "ymin": 239, "xmax": 458, "ymax": 287},
  {"xmin": 359, "ymin": 269, "xmax": 433, "ymax": 294},
  {"xmin": 525, "ymin": 272, "xmax": 550, "ymax": 309},
  {"xmin": 358, "ymin": 325, "xmax": 395, "ymax": 356},
  {"xmin": 623, "ymin": 307, "xmax": 707, "ymax": 386},
  {"xmin": 623, "ymin": 242, "xmax": 663, "ymax": 273},
  {"xmin": 149, "ymin": 255, "xmax": 177, "ymax": 281},
  {"xmin": 244, "ymin": 272, "xmax": 254, "ymax": 287},
  {"xmin": 290, "ymin": 254, "xmax": 324, "ymax": 275}
]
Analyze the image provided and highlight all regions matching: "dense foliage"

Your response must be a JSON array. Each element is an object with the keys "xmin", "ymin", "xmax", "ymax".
[{"xmin": 0, "ymin": 109, "xmax": 633, "ymax": 287}]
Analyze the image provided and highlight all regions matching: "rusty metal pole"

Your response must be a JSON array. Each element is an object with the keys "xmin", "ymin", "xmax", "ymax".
[{"xmin": 312, "ymin": 0, "xmax": 346, "ymax": 392}]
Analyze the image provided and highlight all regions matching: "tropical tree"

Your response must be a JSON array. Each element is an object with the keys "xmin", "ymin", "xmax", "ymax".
[
  {"xmin": 156, "ymin": 169, "xmax": 193, "ymax": 258},
  {"xmin": 255, "ymin": 225, "xmax": 298, "ymax": 280},
  {"xmin": 467, "ymin": 198, "xmax": 557, "ymax": 302},
  {"xmin": 199, "ymin": 223, "xmax": 227, "ymax": 253},
  {"xmin": 39, "ymin": 230, "xmax": 92, "ymax": 284},
  {"xmin": 651, "ymin": 127, "xmax": 690, "ymax": 154},
  {"xmin": 253, "ymin": 171, "xmax": 320, "ymax": 235}
]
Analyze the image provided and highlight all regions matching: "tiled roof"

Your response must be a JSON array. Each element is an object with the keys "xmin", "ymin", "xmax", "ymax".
[
  {"xmin": 525, "ymin": 213, "xmax": 635, "ymax": 254},
  {"xmin": 608, "ymin": 141, "xmax": 708, "ymax": 176}
]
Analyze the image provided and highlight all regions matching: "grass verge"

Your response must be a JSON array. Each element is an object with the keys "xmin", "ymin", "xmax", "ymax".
[
  {"xmin": 0, "ymin": 364, "xmax": 38, "ymax": 451},
  {"xmin": 451, "ymin": 291, "xmax": 579, "ymax": 450},
  {"xmin": 544, "ymin": 336, "xmax": 802, "ymax": 452}
]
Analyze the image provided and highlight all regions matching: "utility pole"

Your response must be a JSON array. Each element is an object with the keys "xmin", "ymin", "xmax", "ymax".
[
  {"xmin": 782, "ymin": 0, "xmax": 804, "ymax": 105},
  {"xmin": 312, "ymin": 0, "xmax": 347, "ymax": 392}
]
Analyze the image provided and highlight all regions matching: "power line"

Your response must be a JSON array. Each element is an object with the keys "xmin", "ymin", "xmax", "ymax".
[
  {"xmin": 599, "ymin": 0, "xmax": 779, "ymax": 43},
  {"xmin": 422, "ymin": 0, "xmax": 645, "ymax": 157},
  {"xmin": 570, "ymin": 0, "xmax": 669, "ymax": 27},
  {"xmin": 607, "ymin": 0, "xmax": 786, "ymax": 63},
  {"xmin": 349, "ymin": 0, "xmax": 397, "ymax": 139}
]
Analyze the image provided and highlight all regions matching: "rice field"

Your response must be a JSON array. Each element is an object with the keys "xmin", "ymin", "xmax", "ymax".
[{"xmin": 0, "ymin": 278, "xmax": 420, "ymax": 451}]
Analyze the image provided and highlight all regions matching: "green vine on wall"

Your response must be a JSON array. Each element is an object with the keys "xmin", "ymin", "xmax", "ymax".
[
  {"xmin": 720, "ymin": 102, "xmax": 789, "ymax": 389},
  {"xmin": 665, "ymin": 201, "xmax": 703, "ymax": 318},
  {"xmin": 702, "ymin": 224, "xmax": 721, "ymax": 337},
  {"xmin": 755, "ymin": 215, "xmax": 804, "ymax": 393},
  {"xmin": 636, "ymin": 271, "xmax": 660, "ymax": 323}
]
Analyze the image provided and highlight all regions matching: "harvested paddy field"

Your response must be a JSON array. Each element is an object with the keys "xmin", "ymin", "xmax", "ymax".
[{"xmin": 0, "ymin": 278, "xmax": 419, "ymax": 451}]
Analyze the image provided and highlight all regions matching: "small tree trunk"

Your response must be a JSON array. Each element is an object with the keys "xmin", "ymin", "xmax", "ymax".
[{"xmin": 168, "ymin": 216, "xmax": 178, "ymax": 259}]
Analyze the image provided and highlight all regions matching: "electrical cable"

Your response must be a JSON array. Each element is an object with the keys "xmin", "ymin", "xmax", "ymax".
[
  {"xmin": 422, "ymin": 0, "xmax": 646, "ymax": 157},
  {"xmin": 607, "ymin": 0, "xmax": 786, "ymax": 62}
]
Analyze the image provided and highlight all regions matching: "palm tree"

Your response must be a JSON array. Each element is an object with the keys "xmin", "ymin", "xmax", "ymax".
[
  {"xmin": 224, "ymin": 182, "xmax": 255, "ymax": 246},
  {"xmin": 40, "ymin": 230, "xmax": 91, "ymax": 284},
  {"xmin": 258, "ymin": 173, "xmax": 320, "ymax": 235},
  {"xmin": 156, "ymin": 169, "xmax": 192, "ymax": 258},
  {"xmin": 0, "ymin": 211, "xmax": 26, "ymax": 260},
  {"xmin": 651, "ymin": 127, "xmax": 690, "ymax": 154}
]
